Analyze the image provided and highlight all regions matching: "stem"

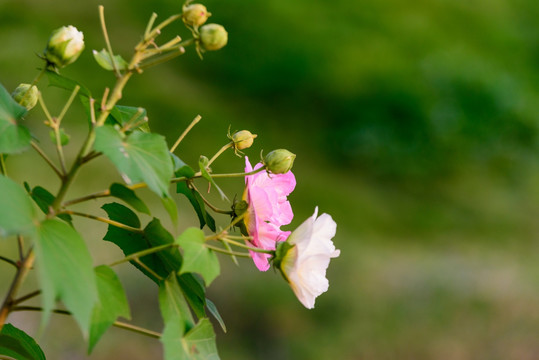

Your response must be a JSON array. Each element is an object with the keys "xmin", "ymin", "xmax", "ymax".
[
  {"xmin": 144, "ymin": 13, "xmax": 158, "ymax": 39},
  {"xmin": 0, "ymin": 154, "xmax": 6, "ymax": 176},
  {"xmin": 143, "ymin": 14, "xmax": 182, "ymax": 43},
  {"xmin": 61, "ymin": 210, "xmax": 144, "ymax": 233},
  {"xmin": 190, "ymin": 182, "xmax": 232, "ymax": 214},
  {"xmin": 99, "ymin": 5, "xmax": 120, "ymax": 77},
  {"xmin": 56, "ymin": 85, "xmax": 80, "ymax": 125},
  {"xmin": 133, "ymin": 258, "xmax": 163, "ymax": 281},
  {"xmin": 0, "ymin": 249, "xmax": 35, "ymax": 330},
  {"xmin": 62, "ymin": 168, "xmax": 264, "ymax": 208},
  {"xmin": 170, "ymin": 115, "xmax": 201, "ymax": 153},
  {"xmin": 17, "ymin": 235, "xmax": 24, "ymax": 261},
  {"xmin": 207, "ymin": 142, "xmax": 233, "ymax": 167},
  {"xmin": 12, "ymin": 306, "xmax": 162, "ymax": 339},
  {"xmin": 113, "ymin": 320, "xmax": 161, "ymax": 339},
  {"xmin": 31, "ymin": 141, "xmax": 63, "ymax": 179},
  {"xmin": 0, "ymin": 256, "xmax": 17, "ymax": 269},
  {"xmin": 219, "ymin": 237, "xmax": 274, "ymax": 253},
  {"xmin": 139, "ymin": 48, "xmax": 186, "ymax": 70},
  {"xmin": 108, "ymin": 243, "xmax": 174, "ymax": 267},
  {"xmin": 12, "ymin": 290, "xmax": 41, "ymax": 306},
  {"xmin": 204, "ymin": 244, "xmax": 251, "ymax": 258}
]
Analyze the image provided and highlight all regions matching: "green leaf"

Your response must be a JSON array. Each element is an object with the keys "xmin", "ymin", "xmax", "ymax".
[
  {"xmin": 177, "ymin": 228, "xmax": 220, "ymax": 286},
  {"xmin": 88, "ymin": 265, "xmax": 131, "ymax": 353},
  {"xmin": 205, "ymin": 299, "xmax": 226, "ymax": 333},
  {"xmin": 94, "ymin": 126, "xmax": 173, "ymax": 198},
  {"xmin": 182, "ymin": 318, "xmax": 219, "ymax": 360},
  {"xmin": 46, "ymin": 70, "xmax": 91, "ymax": 98},
  {"xmin": 173, "ymin": 155, "xmax": 196, "ymax": 178},
  {"xmin": 92, "ymin": 49, "xmax": 129, "ymax": 71},
  {"xmin": 27, "ymin": 185, "xmax": 73, "ymax": 225},
  {"xmin": 176, "ymin": 182, "xmax": 216, "ymax": 232},
  {"xmin": 109, "ymin": 183, "xmax": 151, "ymax": 215},
  {"xmin": 35, "ymin": 219, "xmax": 98, "ymax": 334},
  {"xmin": 0, "ymin": 82, "xmax": 30, "ymax": 154},
  {"xmin": 109, "ymin": 105, "xmax": 150, "ymax": 133},
  {"xmin": 0, "ymin": 323, "xmax": 46, "ymax": 360},
  {"xmin": 102, "ymin": 203, "xmax": 207, "ymax": 318},
  {"xmin": 159, "ymin": 274, "xmax": 194, "ymax": 360},
  {"xmin": 161, "ymin": 196, "xmax": 178, "ymax": 225},
  {"xmin": 0, "ymin": 175, "xmax": 37, "ymax": 238},
  {"xmin": 198, "ymin": 156, "xmax": 229, "ymax": 202}
]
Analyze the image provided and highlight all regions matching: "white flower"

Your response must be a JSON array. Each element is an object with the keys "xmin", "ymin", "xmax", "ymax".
[
  {"xmin": 278, "ymin": 207, "xmax": 340, "ymax": 309},
  {"xmin": 45, "ymin": 25, "xmax": 85, "ymax": 68}
]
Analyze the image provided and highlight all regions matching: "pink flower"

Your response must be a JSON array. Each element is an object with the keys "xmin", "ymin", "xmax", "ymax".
[{"xmin": 244, "ymin": 156, "xmax": 296, "ymax": 271}]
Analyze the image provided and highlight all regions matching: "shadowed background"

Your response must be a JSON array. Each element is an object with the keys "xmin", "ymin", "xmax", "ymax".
[{"xmin": 1, "ymin": 0, "xmax": 539, "ymax": 359}]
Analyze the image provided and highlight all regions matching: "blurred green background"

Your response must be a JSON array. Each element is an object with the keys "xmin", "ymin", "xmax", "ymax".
[{"xmin": 1, "ymin": 0, "xmax": 539, "ymax": 359}]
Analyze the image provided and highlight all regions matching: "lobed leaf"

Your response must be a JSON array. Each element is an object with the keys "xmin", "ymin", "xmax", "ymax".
[
  {"xmin": 159, "ymin": 278, "xmax": 220, "ymax": 360},
  {"xmin": 102, "ymin": 203, "xmax": 207, "ymax": 318},
  {"xmin": 177, "ymin": 228, "xmax": 220, "ymax": 286},
  {"xmin": 94, "ymin": 126, "xmax": 173, "ymax": 198}
]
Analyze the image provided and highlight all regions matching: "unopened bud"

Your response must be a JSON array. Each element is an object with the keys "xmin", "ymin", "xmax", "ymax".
[
  {"xmin": 232, "ymin": 130, "xmax": 257, "ymax": 150},
  {"xmin": 45, "ymin": 25, "xmax": 85, "ymax": 68},
  {"xmin": 11, "ymin": 84, "xmax": 38, "ymax": 110},
  {"xmin": 182, "ymin": 4, "xmax": 211, "ymax": 27},
  {"xmin": 264, "ymin": 149, "xmax": 296, "ymax": 174},
  {"xmin": 199, "ymin": 24, "xmax": 228, "ymax": 51}
]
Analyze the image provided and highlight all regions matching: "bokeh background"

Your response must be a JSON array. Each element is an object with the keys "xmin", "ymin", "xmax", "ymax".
[{"xmin": 1, "ymin": 0, "xmax": 539, "ymax": 359}]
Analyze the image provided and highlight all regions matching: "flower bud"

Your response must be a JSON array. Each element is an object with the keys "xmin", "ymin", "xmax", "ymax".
[
  {"xmin": 232, "ymin": 130, "xmax": 257, "ymax": 150},
  {"xmin": 264, "ymin": 149, "xmax": 296, "ymax": 174},
  {"xmin": 45, "ymin": 25, "xmax": 85, "ymax": 68},
  {"xmin": 182, "ymin": 4, "xmax": 211, "ymax": 27},
  {"xmin": 11, "ymin": 84, "xmax": 38, "ymax": 110},
  {"xmin": 199, "ymin": 24, "xmax": 228, "ymax": 51}
]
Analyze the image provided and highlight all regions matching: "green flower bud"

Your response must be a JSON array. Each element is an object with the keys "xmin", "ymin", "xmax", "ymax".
[
  {"xmin": 232, "ymin": 130, "xmax": 257, "ymax": 150},
  {"xmin": 182, "ymin": 4, "xmax": 211, "ymax": 27},
  {"xmin": 45, "ymin": 25, "xmax": 85, "ymax": 68},
  {"xmin": 264, "ymin": 149, "xmax": 296, "ymax": 174},
  {"xmin": 199, "ymin": 24, "xmax": 228, "ymax": 51},
  {"xmin": 11, "ymin": 83, "xmax": 38, "ymax": 110}
]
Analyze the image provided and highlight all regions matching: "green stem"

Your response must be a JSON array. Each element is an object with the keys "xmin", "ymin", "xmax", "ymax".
[
  {"xmin": 144, "ymin": 13, "xmax": 158, "ymax": 39},
  {"xmin": 108, "ymin": 243, "xmax": 174, "ymax": 267},
  {"xmin": 62, "ymin": 168, "xmax": 263, "ymax": 208},
  {"xmin": 204, "ymin": 244, "xmax": 251, "ymax": 258},
  {"xmin": 99, "ymin": 5, "xmax": 120, "ymax": 77},
  {"xmin": 61, "ymin": 210, "xmax": 144, "ymax": 233},
  {"xmin": 219, "ymin": 237, "xmax": 274, "ymax": 254},
  {"xmin": 190, "ymin": 182, "xmax": 233, "ymax": 214},
  {"xmin": 134, "ymin": 258, "xmax": 163, "ymax": 281},
  {"xmin": 11, "ymin": 306, "xmax": 162, "ymax": 338},
  {"xmin": 170, "ymin": 114, "xmax": 201, "ymax": 153},
  {"xmin": 0, "ymin": 154, "xmax": 7, "ymax": 176},
  {"xmin": 207, "ymin": 142, "xmax": 233, "ymax": 167},
  {"xmin": 31, "ymin": 141, "xmax": 63, "ymax": 179}
]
